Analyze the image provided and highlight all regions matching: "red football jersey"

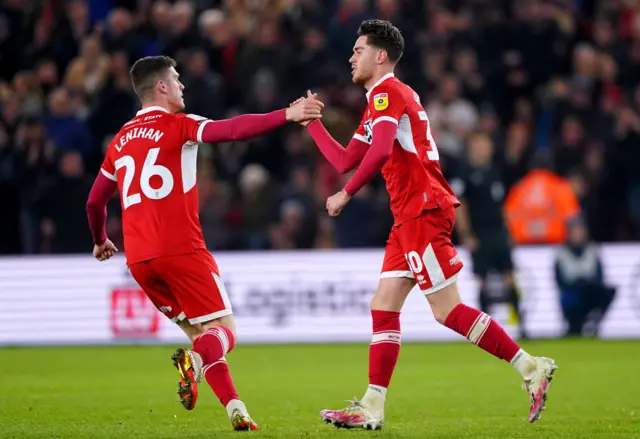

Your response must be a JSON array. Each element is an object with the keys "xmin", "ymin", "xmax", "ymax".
[
  {"xmin": 353, "ymin": 74, "xmax": 460, "ymax": 224},
  {"xmin": 100, "ymin": 106, "xmax": 211, "ymax": 265}
]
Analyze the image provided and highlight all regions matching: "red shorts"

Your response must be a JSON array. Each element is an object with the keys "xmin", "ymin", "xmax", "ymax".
[
  {"xmin": 381, "ymin": 206, "xmax": 463, "ymax": 295},
  {"xmin": 128, "ymin": 249, "xmax": 232, "ymax": 324}
]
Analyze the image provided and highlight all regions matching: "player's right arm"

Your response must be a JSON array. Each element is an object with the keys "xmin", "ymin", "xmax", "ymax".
[
  {"xmin": 86, "ymin": 144, "xmax": 119, "ymax": 248},
  {"xmin": 306, "ymin": 120, "xmax": 369, "ymax": 174}
]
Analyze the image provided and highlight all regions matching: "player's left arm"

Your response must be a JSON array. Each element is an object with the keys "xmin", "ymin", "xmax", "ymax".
[
  {"xmin": 181, "ymin": 99, "xmax": 322, "ymax": 144},
  {"xmin": 342, "ymin": 120, "xmax": 397, "ymax": 196},
  {"xmin": 325, "ymin": 87, "xmax": 403, "ymax": 216},
  {"xmin": 198, "ymin": 111, "xmax": 288, "ymax": 143},
  {"xmin": 343, "ymin": 87, "xmax": 404, "ymax": 196}
]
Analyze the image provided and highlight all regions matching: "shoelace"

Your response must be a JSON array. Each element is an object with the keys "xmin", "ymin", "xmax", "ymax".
[
  {"xmin": 340, "ymin": 398, "xmax": 364, "ymax": 414},
  {"xmin": 231, "ymin": 409, "xmax": 247, "ymax": 420}
]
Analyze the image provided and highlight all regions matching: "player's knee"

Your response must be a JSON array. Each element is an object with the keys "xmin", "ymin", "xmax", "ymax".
[
  {"xmin": 426, "ymin": 283, "xmax": 462, "ymax": 325},
  {"xmin": 428, "ymin": 294, "xmax": 456, "ymax": 325},
  {"xmin": 177, "ymin": 319, "xmax": 206, "ymax": 342},
  {"xmin": 371, "ymin": 278, "xmax": 414, "ymax": 312},
  {"xmin": 432, "ymin": 307, "xmax": 451, "ymax": 325},
  {"xmin": 371, "ymin": 292, "xmax": 395, "ymax": 311}
]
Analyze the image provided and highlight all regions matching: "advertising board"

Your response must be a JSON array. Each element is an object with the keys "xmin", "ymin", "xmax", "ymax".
[{"xmin": 1, "ymin": 245, "xmax": 639, "ymax": 346}]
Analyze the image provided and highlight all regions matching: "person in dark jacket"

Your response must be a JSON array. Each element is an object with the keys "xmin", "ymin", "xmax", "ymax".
[{"xmin": 554, "ymin": 216, "xmax": 616, "ymax": 336}]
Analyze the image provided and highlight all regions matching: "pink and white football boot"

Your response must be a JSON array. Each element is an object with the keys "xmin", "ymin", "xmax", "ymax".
[
  {"xmin": 523, "ymin": 356, "xmax": 558, "ymax": 422},
  {"xmin": 320, "ymin": 398, "xmax": 384, "ymax": 430}
]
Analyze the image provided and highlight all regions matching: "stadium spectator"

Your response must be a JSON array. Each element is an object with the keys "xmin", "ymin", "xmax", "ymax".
[
  {"xmin": 182, "ymin": 48, "xmax": 225, "ymax": 121},
  {"xmin": 45, "ymin": 87, "xmax": 93, "ymax": 159},
  {"xmin": 64, "ymin": 35, "xmax": 110, "ymax": 99},
  {"xmin": 554, "ymin": 216, "xmax": 616, "ymax": 337},
  {"xmin": 237, "ymin": 163, "xmax": 278, "ymax": 249},
  {"xmin": 55, "ymin": 0, "xmax": 94, "ymax": 71},
  {"xmin": 37, "ymin": 150, "xmax": 94, "ymax": 253},
  {"xmin": 504, "ymin": 153, "xmax": 581, "ymax": 244}
]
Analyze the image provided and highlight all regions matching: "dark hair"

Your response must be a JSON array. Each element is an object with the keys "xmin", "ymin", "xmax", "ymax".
[
  {"xmin": 129, "ymin": 56, "xmax": 177, "ymax": 99},
  {"xmin": 357, "ymin": 19, "xmax": 404, "ymax": 63}
]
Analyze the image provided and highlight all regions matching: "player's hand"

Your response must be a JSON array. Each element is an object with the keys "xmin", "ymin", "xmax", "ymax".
[
  {"xmin": 93, "ymin": 238, "xmax": 118, "ymax": 262},
  {"xmin": 463, "ymin": 235, "xmax": 479, "ymax": 252},
  {"xmin": 289, "ymin": 96, "xmax": 304, "ymax": 107},
  {"xmin": 288, "ymin": 96, "xmax": 311, "ymax": 127},
  {"xmin": 326, "ymin": 189, "xmax": 351, "ymax": 217},
  {"xmin": 286, "ymin": 90, "xmax": 324, "ymax": 124},
  {"xmin": 301, "ymin": 90, "xmax": 323, "ymax": 127}
]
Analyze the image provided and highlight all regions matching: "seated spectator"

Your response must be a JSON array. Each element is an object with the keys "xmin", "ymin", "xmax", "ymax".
[{"xmin": 554, "ymin": 216, "xmax": 616, "ymax": 337}]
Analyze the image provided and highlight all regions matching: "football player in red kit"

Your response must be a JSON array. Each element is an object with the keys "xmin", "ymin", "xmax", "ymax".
[
  {"xmin": 302, "ymin": 20, "xmax": 557, "ymax": 430},
  {"xmin": 85, "ymin": 56, "xmax": 323, "ymax": 431}
]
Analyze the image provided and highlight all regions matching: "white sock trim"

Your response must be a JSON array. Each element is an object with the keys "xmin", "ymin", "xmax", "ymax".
[
  {"xmin": 201, "ymin": 326, "xmax": 231, "ymax": 355},
  {"xmin": 371, "ymin": 331, "xmax": 401, "ymax": 345},
  {"xmin": 510, "ymin": 349, "xmax": 536, "ymax": 379},
  {"xmin": 201, "ymin": 356, "xmax": 227, "ymax": 376},
  {"xmin": 361, "ymin": 385, "xmax": 386, "ymax": 413},
  {"xmin": 510, "ymin": 349, "xmax": 525, "ymax": 365},
  {"xmin": 467, "ymin": 312, "xmax": 491, "ymax": 344},
  {"xmin": 366, "ymin": 384, "xmax": 387, "ymax": 399}
]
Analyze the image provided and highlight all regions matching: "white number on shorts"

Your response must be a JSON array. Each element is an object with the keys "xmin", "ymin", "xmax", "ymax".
[
  {"xmin": 404, "ymin": 244, "xmax": 445, "ymax": 284},
  {"xmin": 114, "ymin": 148, "xmax": 174, "ymax": 210},
  {"xmin": 418, "ymin": 111, "xmax": 439, "ymax": 161},
  {"xmin": 405, "ymin": 250, "xmax": 423, "ymax": 273}
]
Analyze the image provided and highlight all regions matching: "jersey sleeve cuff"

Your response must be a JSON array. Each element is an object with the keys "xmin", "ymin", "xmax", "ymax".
[
  {"xmin": 196, "ymin": 120, "xmax": 212, "ymax": 143},
  {"xmin": 100, "ymin": 168, "xmax": 117, "ymax": 181},
  {"xmin": 372, "ymin": 116, "xmax": 399, "ymax": 127},
  {"xmin": 353, "ymin": 133, "xmax": 370, "ymax": 144}
]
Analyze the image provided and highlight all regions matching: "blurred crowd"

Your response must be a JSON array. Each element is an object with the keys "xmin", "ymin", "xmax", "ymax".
[{"xmin": 0, "ymin": 0, "xmax": 639, "ymax": 254}]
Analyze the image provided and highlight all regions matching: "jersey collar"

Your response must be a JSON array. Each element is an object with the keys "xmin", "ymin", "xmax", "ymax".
[
  {"xmin": 365, "ymin": 73, "xmax": 395, "ymax": 102},
  {"xmin": 136, "ymin": 106, "xmax": 170, "ymax": 116}
]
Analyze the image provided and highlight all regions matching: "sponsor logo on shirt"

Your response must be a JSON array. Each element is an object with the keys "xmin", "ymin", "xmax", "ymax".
[{"xmin": 373, "ymin": 93, "xmax": 388, "ymax": 111}]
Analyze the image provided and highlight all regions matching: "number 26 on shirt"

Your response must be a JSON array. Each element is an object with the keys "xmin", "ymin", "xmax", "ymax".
[{"xmin": 115, "ymin": 148, "xmax": 174, "ymax": 209}]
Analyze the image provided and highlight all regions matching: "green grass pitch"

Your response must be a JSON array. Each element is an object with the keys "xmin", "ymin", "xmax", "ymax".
[{"xmin": 1, "ymin": 339, "xmax": 639, "ymax": 438}]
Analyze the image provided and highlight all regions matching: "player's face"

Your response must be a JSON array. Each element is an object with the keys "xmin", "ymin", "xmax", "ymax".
[
  {"xmin": 350, "ymin": 36, "xmax": 378, "ymax": 85},
  {"xmin": 164, "ymin": 67, "xmax": 185, "ymax": 112}
]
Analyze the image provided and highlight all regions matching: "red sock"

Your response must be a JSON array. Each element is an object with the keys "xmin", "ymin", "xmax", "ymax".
[
  {"xmin": 444, "ymin": 303, "xmax": 520, "ymax": 362},
  {"xmin": 369, "ymin": 310, "xmax": 401, "ymax": 388},
  {"xmin": 193, "ymin": 326, "xmax": 236, "ymax": 365},
  {"xmin": 202, "ymin": 358, "xmax": 239, "ymax": 407}
]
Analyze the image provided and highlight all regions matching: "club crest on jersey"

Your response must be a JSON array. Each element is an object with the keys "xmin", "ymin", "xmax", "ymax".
[{"xmin": 373, "ymin": 93, "xmax": 388, "ymax": 111}]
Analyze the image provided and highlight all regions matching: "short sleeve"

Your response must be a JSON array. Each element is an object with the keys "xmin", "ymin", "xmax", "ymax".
[
  {"xmin": 100, "ymin": 141, "xmax": 117, "ymax": 182},
  {"xmin": 178, "ymin": 113, "xmax": 213, "ymax": 144},
  {"xmin": 369, "ymin": 85, "xmax": 406, "ymax": 128}
]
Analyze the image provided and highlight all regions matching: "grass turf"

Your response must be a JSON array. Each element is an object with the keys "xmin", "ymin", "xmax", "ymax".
[{"xmin": 1, "ymin": 339, "xmax": 639, "ymax": 438}]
